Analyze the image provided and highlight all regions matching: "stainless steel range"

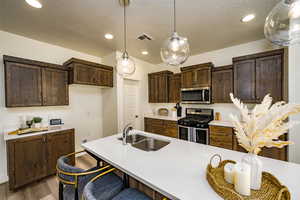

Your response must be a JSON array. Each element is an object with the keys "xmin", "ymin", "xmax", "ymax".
[{"xmin": 178, "ymin": 108, "xmax": 214, "ymax": 144}]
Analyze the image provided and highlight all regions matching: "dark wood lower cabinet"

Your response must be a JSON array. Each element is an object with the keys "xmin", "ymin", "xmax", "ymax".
[
  {"xmin": 7, "ymin": 135, "xmax": 47, "ymax": 189},
  {"xmin": 209, "ymin": 126, "xmax": 233, "ymax": 150},
  {"xmin": 144, "ymin": 118, "xmax": 178, "ymax": 138},
  {"xmin": 210, "ymin": 125, "xmax": 287, "ymax": 161},
  {"xmin": 46, "ymin": 130, "xmax": 75, "ymax": 175},
  {"xmin": 7, "ymin": 129, "xmax": 75, "ymax": 190}
]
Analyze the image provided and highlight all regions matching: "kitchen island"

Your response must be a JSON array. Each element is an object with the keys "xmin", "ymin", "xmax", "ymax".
[{"xmin": 82, "ymin": 130, "xmax": 300, "ymax": 200}]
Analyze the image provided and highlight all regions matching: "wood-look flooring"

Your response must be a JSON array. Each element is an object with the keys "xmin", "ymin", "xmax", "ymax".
[{"xmin": 0, "ymin": 154, "xmax": 96, "ymax": 200}]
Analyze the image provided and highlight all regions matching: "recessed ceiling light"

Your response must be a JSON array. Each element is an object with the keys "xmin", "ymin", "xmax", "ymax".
[
  {"xmin": 25, "ymin": 0, "xmax": 42, "ymax": 8},
  {"xmin": 241, "ymin": 14, "xmax": 255, "ymax": 23},
  {"xmin": 104, "ymin": 33, "xmax": 114, "ymax": 40},
  {"xmin": 141, "ymin": 51, "xmax": 149, "ymax": 55}
]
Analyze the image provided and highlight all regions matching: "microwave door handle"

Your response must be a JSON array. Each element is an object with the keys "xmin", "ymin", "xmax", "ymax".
[{"xmin": 202, "ymin": 90, "xmax": 205, "ymax": 102}]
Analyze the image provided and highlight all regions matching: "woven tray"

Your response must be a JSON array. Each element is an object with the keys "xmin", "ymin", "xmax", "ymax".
[{"xmin": 206, "ymin": 160, "xmax": 291, "ymax": 200}]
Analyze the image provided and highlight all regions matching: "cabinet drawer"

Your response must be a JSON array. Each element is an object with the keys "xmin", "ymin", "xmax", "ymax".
[
  {"xmin": 210, "ymin": 126, "xmax": 233, "ymax": 134},
  {"xmin": 146, "ymin": 118, "xmax": 164, "ymax": 126}
]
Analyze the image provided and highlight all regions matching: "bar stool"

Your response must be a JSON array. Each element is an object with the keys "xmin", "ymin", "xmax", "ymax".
[
  {"xmin": 56, "ymin": 151, "xmax": 124, "ymax": 200},
  {"xmin": 83, "ymin": 173, "xmax": 151, "ymax": 200}
]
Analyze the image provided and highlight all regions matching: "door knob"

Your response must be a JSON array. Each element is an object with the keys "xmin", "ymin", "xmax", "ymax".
[{"xmin": 135, "ymin": 115, "xmax": 139, "ymax": 118}]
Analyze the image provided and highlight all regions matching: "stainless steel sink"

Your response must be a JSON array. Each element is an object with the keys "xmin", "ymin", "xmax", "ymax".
[
  {"xmin": 117, "ymin": 134, "xmax": 147, "ymax": 144},
  {"xmin": 131, "ymin": 137, "xmax": 170, "ymax": 152}
]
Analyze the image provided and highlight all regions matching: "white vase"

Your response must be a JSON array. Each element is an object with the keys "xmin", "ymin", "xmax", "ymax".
[
  {"xmin": 242, "ymin": 153, "xmax": 262, "ymax": 190},
  {"xmin": 34, "ymin": 123, "xmax": 41, "ymax": 128}
]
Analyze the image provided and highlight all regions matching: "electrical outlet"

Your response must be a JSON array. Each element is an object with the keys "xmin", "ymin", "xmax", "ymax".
[{"xmin": 82, "ymin": 139, "xmax": 87, "ymax": 144}]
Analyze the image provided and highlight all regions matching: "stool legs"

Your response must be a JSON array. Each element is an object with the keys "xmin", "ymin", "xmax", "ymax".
[
  {"xmin": 123, "ymin": 174, "xmax": 129, "ymax": 188},
  {"xmin": 59, "ymin": 182, "xmax": 63, "ymax": 200}
]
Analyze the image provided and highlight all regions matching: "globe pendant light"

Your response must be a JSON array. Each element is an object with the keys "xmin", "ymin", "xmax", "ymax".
[
  {"xmin": 117, "ymin": 0, "xmax": 135, "ymax": 76},
  {"xmin": 161, "ymin": 0, "xmax": 190, "ymax": 66},
  {"xmin": 264, "ymin": 0, "xmax": 300, "ymax": 46}
]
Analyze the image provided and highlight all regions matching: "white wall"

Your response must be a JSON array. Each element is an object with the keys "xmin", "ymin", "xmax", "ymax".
[
  {"xmin": 288, "ymin": 43, "xmax": 300, "ymax": 164},
  {"xmin": 114, "ymin": 51, "xmax": 178, "ymax": 131},
  {"xmin": 151, "ymin": 39, "xmax": 277, "ymax": 120},
  {"xmin": 0, "ymin": 31, "xmax": 107, "ymax": 183},
  {"xmin": 102, "ymin": 53, "xmax": 118, "ymax": 137},
  {"xmin": 184, "ymin": 39, "xmax": 276, "ymax": 67}
]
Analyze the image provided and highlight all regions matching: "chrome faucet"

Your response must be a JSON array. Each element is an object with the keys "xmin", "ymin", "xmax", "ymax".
[{"xmin": 122, "ymin": 124, "xmax": 133, "ymax": 145}]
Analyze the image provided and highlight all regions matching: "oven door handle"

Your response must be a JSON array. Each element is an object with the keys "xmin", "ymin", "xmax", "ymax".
[
  {"xmin": 178, "ymin": 125, "xmax": 191, "ymax": 128},
  {"xmin": 193, "ymin": 128, "xmax": 209, "ymax": 131}
]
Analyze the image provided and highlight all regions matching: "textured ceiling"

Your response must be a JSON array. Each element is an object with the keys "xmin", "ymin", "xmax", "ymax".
[{"xmin": 0, "ymin": 0, "xmax": 280, "ymax": 64}]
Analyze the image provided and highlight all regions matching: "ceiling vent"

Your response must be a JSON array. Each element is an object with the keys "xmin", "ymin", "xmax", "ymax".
[{"xmin": 137, "ymin": 33, "xmax": 153, "ymax": 41}]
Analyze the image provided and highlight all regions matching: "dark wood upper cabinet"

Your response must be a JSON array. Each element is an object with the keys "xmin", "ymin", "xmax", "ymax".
[
  {"xmin": 212, "ymin": 65, "xmax": 233, "ymax": 103},
  {"xmin": 233, "ymin": 59, "xmax": 256, "ymax": 103},
  {"xmin": 64, "ymin": 58, "xmax": 113, "ymax": 87},
  {"xmin": 4, "ymin": 62, "xmax": 42, "ymax": 107},
  {"xmin": 169, "ymin": 73, "xmax": 182, "ymax": 103},
  {"xmin": 42, "ymin": 68, "xmax": 69, "ymax": 106},
  {"xmin": 233, "ymin": 49, "xmax": 285, "ymax": 103},
  {"xmin": 148, "ymin": 74, "xmax": 157, "ymax": 103},
  {"xmin": 3, "ymin": 55, "xmax": 68, "ymax": 107},
  {"xmin": 148, "ymin": 71, "xmax": 173, "ymax": 103},
  {"xmin": 255, "ymin": 55, "xmax": 282, "ymax": 102},
  {"xmin": 180, "ymin": 62, "xmax": 213, "ymax": 88},
  {"xmin": 181, "ymin": 70, "xmax": 194, "ymax": 88}
]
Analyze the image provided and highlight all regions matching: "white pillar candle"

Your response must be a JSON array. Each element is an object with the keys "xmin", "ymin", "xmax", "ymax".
[
  {"xmin": 224, "ymin": 163, "xmax": 235, "ymax": 184},
  {"xmin": 234, "ymin": 162, "xmax": 251, "ymax": 196}
]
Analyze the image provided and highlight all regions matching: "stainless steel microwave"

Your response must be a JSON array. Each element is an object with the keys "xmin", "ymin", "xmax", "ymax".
[{"xmin": 181, "ymin": 87, "xmax": 211, "ymax": 104}]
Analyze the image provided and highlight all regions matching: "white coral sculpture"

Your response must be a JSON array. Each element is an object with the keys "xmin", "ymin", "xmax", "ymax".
[{"xmin": 230, "ymin": 93, "xmax": 300, "ymax": 155}]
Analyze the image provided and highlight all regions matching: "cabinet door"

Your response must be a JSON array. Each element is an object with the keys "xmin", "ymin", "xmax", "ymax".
[
  {"xmin": 234, "ymin": 59, "xmax": 256, "ymax": 103},
  {"xmin": 209, "ymin": 126, "xmax": 233, "ymax": 150},
  {"xmin": 47, "ymin": 130, "xmax": 75, "ymax": 175},
  {"xmin": 181, "ymin": 71, "xmax": 194, "ymax": 88},
  {"xmin": 144, "ymin": 118, "xmax": 152, "ymax": 132},
  {"xmin": 157, "ymin": 75, "xmax": 169, "ymax": 103},
  {"xmin": 5, "ymin": 62, "xmax": 42, "ymax": 107},
  {"xmin": 7, "ymin": 135, "xmax": 47, "ymax": 189},
  {"xmin": 98, "ymin": 69, "xmax": 113, "ymax": 87},
  {"xmin": 148, "ymin": 74, "xmax": 157, "ymax": 103},
  {"xmin": 169, "ymin": 74, "xmax": 181, "ymax": 103},
  {"xmin": 256, "ymin": 55, "xmax": 282, "ymax": 102},
  {"xmin": 193, "ymin": 68, "xmax": 211, "ymax": 87},
  {"xmin": 212, "ymin": 69, "xmax": 233, "ymax": 103},
  {"xmin": 42, "ymin": 68, "xmax": 69, "ymax": 106},
  {"xmin": 74, "ymin": 64, "xmax": 97, "ymax": 85},
  {"xmin": 145, "ymin": 118, "xmax": 164, "ymax": 134},
  {"xmin": 164, "ymin": 120, "xmax": 178, "ymax": 138}
]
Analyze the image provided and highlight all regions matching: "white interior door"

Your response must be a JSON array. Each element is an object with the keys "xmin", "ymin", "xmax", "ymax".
[{"xmin": 123, "ymin": 79, "xmax": 140, "ymax": 129}]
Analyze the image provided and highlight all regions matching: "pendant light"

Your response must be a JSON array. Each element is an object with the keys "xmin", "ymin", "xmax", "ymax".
[
  {"xmin": 116, "ymin": 0, "xmax": 136, "ymax": 76},
  {"xmin": 161, "ymin": 0, "xmax": 190, "ymax": 66},
  {"xmin": 264, "ymin": 0, "xmax": 300, "ymax": 46}
]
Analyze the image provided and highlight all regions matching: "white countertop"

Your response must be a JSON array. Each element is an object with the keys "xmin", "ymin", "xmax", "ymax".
[
  {"xmin": 209, "ymin": 120, "xmax": 234, "ymax": 128},
  {"xmin": 82, "ymin": 130, "xmax": 300, "ymax": 200},
  {"xmin": 3, "ymin": 126, "xmax": 74, "ymax": 141},
  {"xmin": 144, "ymin": 113, "xmax": 180, "ymax": 121}
]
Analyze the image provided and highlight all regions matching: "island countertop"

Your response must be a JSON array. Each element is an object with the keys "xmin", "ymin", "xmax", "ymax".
[{"xmin": 82, "ymin": 130, "xmax": 300, "ymax": 200}]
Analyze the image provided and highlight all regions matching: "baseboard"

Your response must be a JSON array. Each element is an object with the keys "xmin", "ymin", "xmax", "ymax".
[{"xmin": 0, "ymin": 175, "xmax": 8, "ymax": 184}]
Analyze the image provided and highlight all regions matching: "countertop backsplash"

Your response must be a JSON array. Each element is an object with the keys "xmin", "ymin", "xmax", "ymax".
[{"xmin": 149, "ymin": 103, "xmax": 242, "ymax": 121}]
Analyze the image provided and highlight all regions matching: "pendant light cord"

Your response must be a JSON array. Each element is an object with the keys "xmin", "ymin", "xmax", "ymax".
[
  {"xmin": 174, "ymin": 0, "xmax": 176, "ymax": 33},
  {"xmin": 124, "ymin": 2, "xmax": 127, "ymax": 53}
]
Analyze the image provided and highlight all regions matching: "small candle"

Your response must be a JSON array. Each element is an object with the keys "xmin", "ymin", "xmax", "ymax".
[
  {"xmin": 234, "ymin": 162, "xmax": 251, "ymax": 196},
  {"xmin": 224, "ymin": 163, "xmax": 235, "ymax": 184}
]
